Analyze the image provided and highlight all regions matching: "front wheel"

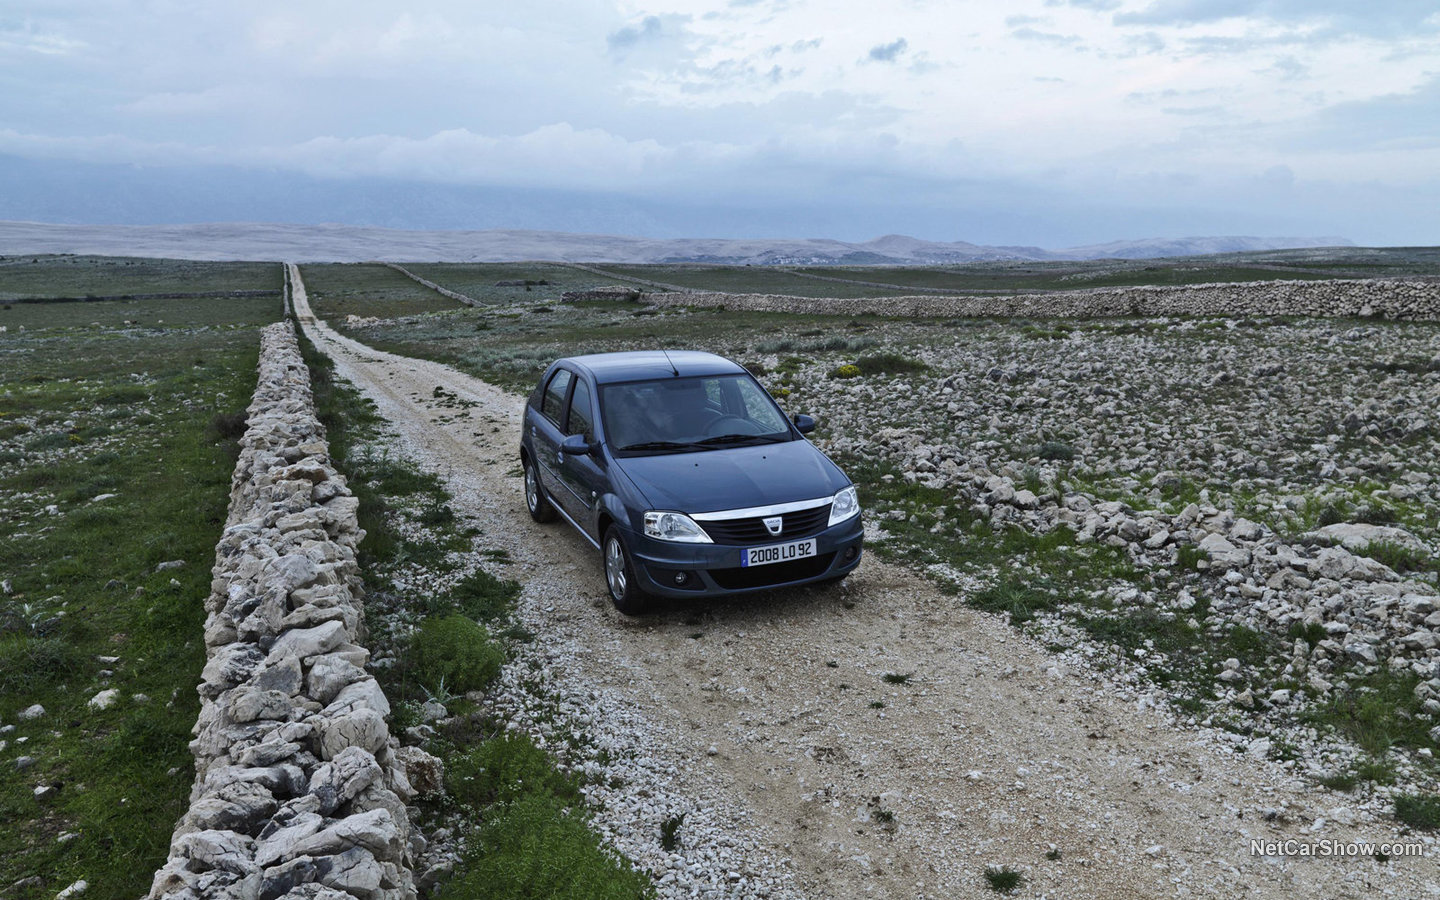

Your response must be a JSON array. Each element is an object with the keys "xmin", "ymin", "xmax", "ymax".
[
  {"xmin": 603, "ymin": 526, "xmax": 651, "ymax": 616},
  {"xmin": 523, "ymin": 456, "xmax": 555, "ymax": 523}
]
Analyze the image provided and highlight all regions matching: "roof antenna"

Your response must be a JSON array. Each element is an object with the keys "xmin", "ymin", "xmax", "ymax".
[{"xmin": 661, "ymin": 348, "xmax": 680, "ymax": 377}]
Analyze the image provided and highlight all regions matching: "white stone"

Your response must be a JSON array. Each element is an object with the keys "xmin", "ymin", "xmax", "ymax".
[
  {"xmin": 87, "ymin": 689, "xmax": 119, "ymax": 711},
  {"xmin": 56, "ymin": 880, "xmax": 88, "ymax": 899}
]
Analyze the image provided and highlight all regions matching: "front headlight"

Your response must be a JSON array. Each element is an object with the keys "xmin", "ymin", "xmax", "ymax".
[
  {"xmin": 828, "ymin": 485, "xmax": 860, "ymax": 526},
  {"xmin": 644, "ymin": 511, "xmax": 713, "ymax": 543}
]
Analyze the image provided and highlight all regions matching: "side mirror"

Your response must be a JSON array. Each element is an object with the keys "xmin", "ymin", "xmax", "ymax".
[
  {"xmin": 793, "ymin": 414, "xmax": 817, "ymax": 434},
  {"xmin": 559, "ymin": 434, "xmax": 593, "ymax": 455}
]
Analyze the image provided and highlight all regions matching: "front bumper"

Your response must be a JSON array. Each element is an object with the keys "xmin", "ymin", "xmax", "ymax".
[{"xmin": 626, "ymin": 514, "xmax": 864, "ymax": 598}]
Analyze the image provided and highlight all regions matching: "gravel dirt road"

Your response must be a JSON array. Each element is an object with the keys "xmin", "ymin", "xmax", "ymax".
[{"xmin": 290, "ymin": 266, "xmax": 1436, "ymax": 899}]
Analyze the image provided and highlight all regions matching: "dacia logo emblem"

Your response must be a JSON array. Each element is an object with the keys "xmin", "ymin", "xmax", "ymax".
[{"xmin": 763, "ymin": 516, "xmax": 783, "ymax": 536}]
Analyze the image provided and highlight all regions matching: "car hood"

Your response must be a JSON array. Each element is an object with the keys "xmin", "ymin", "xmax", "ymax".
[{"xmin": 615, "ymin": 440, "xmax": 846, "ymax": 513}]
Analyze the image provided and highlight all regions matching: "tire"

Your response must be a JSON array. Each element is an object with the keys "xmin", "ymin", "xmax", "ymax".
[
  {"xmin": 603, "ymin": 525, "xmax": 651, "ymax": 615},
  {"xmin": 523, "ymin": 456, "xmax": 556, "ymax": 523}
]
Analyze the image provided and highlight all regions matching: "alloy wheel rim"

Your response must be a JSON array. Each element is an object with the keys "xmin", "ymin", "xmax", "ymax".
[
  {"xmin": 525, "ymin": 464, "xmax": 538, "ymax": 511},
  {"xmin": 605, "ymin": 538, "xmax": 626, "ymax": 598}
]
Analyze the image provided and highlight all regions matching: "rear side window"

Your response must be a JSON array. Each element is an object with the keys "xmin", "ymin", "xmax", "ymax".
[
  {"xmin": 567, "ymin": 379, "xmax": 594, "ymax": 438},
  {"xmin": 542, "ymin": 369, "xmax": 572, "ymax": 426}
]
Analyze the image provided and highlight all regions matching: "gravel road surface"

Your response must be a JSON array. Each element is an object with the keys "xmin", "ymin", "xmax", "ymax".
[{"xmin": 289, "ymin": 266, "xmax": 1436, "ymax": 899}]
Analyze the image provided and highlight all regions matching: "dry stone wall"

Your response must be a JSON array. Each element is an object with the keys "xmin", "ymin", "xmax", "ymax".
[
  {"xmin": 149, "ymin": 322, "xmax": 419, "ymax": 900},
  {"xmin": 647, "ymin": 278, "xmax": 1440, "ymax": 321},
  {"xmin": 382, "ymin": 263, "xmax": 478, "ymax": 307}
]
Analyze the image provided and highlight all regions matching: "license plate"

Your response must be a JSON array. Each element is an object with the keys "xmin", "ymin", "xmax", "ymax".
[{"xmin": 741, "ymin": 538, "xmax": 817, "ymax": 567}]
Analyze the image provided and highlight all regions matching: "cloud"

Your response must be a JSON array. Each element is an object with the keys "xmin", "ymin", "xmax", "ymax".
[
  {"xmin": 866, "ymin": 38, "xmax": 908, "ymax": 63},
  {"xmin": 607, "ymin": 15, "xmax": 666, "ymax": 52},
  {"xmin": 1044, "ymin": 0, "xmax": 1121, "ymax": 9},
  {"xmin": 1116, "ymin": 0, "xmax": 1440, "ymax": 36},
  {"xmin": 1259, "ymin": 55, "xmax": 1308, "ymax": 80},
  {"xmin": 0, "ymin": 21, "xmax": 86, "ymax": 55},
  {"xmin": 1286, "ymin": 75, "xmax": 1440, "ymax": 151},
  {"xmin": 1010, "ymin": 27, "xmax": 1083, "ymax": 46}
]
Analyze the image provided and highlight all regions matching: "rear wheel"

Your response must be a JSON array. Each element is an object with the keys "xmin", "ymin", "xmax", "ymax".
[
  {"xmin": 603, "ymin": 526, "xmax": 651, "ymax": 615},
  {"xmin": 523, "ymin": 456, "xmax": 555, "ymax": 523}
]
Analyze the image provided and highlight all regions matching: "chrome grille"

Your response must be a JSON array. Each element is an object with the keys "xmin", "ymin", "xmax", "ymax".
[{"xmin": 700, "ymin": 504, "xmax": 832, "ymax": 544}]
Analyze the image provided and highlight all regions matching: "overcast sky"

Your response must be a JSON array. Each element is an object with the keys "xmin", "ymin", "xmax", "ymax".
[{"xmin": 2, "ymin": 0, "xmax": 1438, "ymax": 246}]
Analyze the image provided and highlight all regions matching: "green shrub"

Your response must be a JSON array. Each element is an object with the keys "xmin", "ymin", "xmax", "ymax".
[
  {"xmin": 1175, "ymin": 545, "xmax": 1206, "ymax": 571},
  {"xmin": 829, "ymin": 364, "xmax": 861, "ymax": 379},
  {"xmin": 95, "ymin": 385, "xmax": 149, "ymax": 406},
  {"xmin": 1287, "ymin": 620, "xmax": 1326, "ymax": 647},
  {"xmin": 1395, "ymin": 794, "xmax": 1440, "ymax": 830},
  {"xmin": 855, "ymin": 352, "xmax": 928, "ymax": 375},
  {"xmin": 440, "ymin": 792, "xmax": 652, "ymax": 900},
  {"xmin": 410, "ymin": 615, "xmax": 504, "ymax": 695},
  {"xmin": 1364, "ymin": 540, "xmax": 1433, "ymax": 574},
  {"xmin": 448, "ymin": 732, "xmax": 581, "ymax": 808},
  {"xmin": 450, "ymin": 568, "xmax": 522, "ymax": 622},
  {"xmin": 1035, "ymin": 441, "xmax": 1075, "ymax": 461},
  {"xmin": 0, "ymin": 636, "xmax": 84, "ymax": 698}
]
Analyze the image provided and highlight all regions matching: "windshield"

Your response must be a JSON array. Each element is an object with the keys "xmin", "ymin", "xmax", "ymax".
[{"xmin": 601, "ymin": 373, "xmax": 793, "ymax": 453}]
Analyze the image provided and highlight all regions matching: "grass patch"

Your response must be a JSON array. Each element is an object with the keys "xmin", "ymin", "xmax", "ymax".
[
  {"xmin": 410, "ymin": 615, "xmax": 505, "ymax": 696},
  {"xmin": 1363, "ymin": 539, "xmax": 1436, "ymax": 575},
  {"xmin": 445, "ymin": 568, "xmax": 522, "ymax": 622},
  {"xmin": 984, "ymin": 865, "xmax": 1024, "ymax": 894},
  {"xmin": 970, "ymin": 580, "xmax": 1057, "ymax": 625},
  {"xmin": 448, "ymin": 732, "xmax": 582, "ymax": 808},
  {"xmin": 1394, "ymin": 794, "xmax": 1440, "ymax": 830},
  {"xmin": 439, "ymin": 791, "xmax": 654, "ymax": 900},
  {"xmin": 0, "ymin": 310, "xmax": 265, "ymax": 898},
  {"xmin": 1318, "ymin": 771, "xmax": 1360, "ymax": 792},
  {"xmin": 0, "ymin": 637, "xmax": 84, "ymax": 697},
  {"xmin": 1303, "ymin": 669, "xmax": 1435, "ymax": 756}
]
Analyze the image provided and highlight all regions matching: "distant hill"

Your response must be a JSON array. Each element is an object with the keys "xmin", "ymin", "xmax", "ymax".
[{"xmin": 0, "ymin": 221, "xmax": 1353, "ymax": 264}]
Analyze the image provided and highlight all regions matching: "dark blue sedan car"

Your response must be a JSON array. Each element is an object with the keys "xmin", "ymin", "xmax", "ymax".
[{"xmin": 520, "ymin": 350, "xmax": 863, "ymax": 614}]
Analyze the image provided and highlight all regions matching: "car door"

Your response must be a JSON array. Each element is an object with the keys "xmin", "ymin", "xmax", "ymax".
[
  {"xmin": 554, "ymin": 376, "xmax": 608, "ymax": 533},
  {"xmin": 532, "ymin": 367, "xmax": 572, "ymax": 504}
]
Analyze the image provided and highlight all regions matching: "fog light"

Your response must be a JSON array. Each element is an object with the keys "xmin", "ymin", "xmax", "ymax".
[
  {"xmin": 674, "ymin": 572, "xmax": 690, "ymax": 586},
  {"xmin": 844, "ymin": 546, "xmax": 859, "ymax": 561}
]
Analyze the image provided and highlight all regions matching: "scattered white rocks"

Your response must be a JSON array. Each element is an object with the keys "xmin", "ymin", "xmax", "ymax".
[
  {"xmin": 650, "ymin": 277, "xmax": 1440, "ymax": 321},
  {"xmin": 19, "ymin": 704, "xmax": 45, "ymax": 721},
  {"xmin": 147, "ymin": 323, "xmax": 418, "ymax": 900},
  {"xmin": 755, "ymin": 307, "xmax": 1440, "ymax": 795}
]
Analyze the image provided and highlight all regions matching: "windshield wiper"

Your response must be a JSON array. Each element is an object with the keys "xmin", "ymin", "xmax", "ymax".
[
  {"xmin": 616, "ymin": 440, "xmax": 702, "ymax": 452},
  {"xmin": 694, "ymin": 433, "xmax": 789, "ymax": 446}
]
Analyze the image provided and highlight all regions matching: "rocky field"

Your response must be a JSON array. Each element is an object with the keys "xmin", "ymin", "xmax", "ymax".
[{"xmin": 337, "ymin": 288, "xmax": 1440, "ymax": 821}]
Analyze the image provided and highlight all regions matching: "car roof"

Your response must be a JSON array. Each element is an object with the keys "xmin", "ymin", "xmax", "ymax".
[{"xmin": 563, "ymin": 350, "xmax": 747, "ymax": 385}]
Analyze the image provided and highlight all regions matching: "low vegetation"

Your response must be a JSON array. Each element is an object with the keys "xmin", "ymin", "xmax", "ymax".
[
  {"xmin": 299, "ymin": 331, "xmax": 651, "ymax": 897},
  {"xmin": 0, "ymin": 288, "xmax": 273, "ymax": 896}
]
